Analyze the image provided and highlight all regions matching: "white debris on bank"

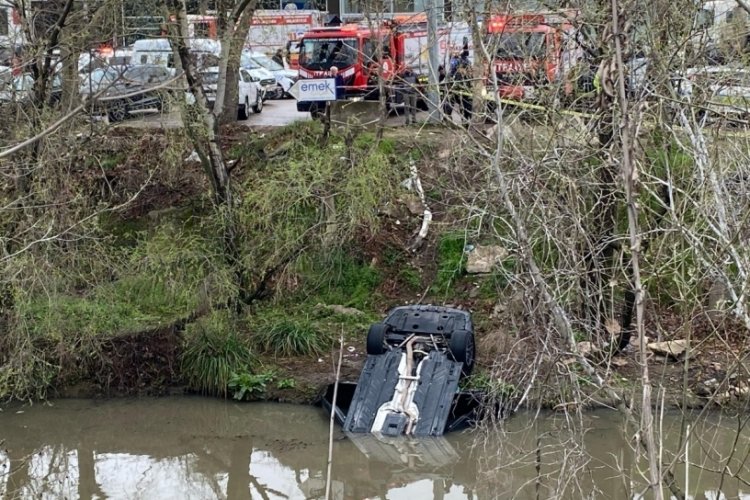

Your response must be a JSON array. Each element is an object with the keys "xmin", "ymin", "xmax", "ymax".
[
  {"xmin": 405, "ymin": 161, "xmax": 432, "ymax": 250},
  {"xmin": 184, "ymin": 150, "xmax": 201, "ymax": 162}
]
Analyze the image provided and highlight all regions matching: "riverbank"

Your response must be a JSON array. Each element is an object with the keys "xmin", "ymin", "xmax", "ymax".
[{"xmin": 2, "ymin": 119, "xmax": 749, "ymax": 412}]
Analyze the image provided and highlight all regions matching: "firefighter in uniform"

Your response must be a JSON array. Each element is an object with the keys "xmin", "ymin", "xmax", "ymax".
[{"xmin": 451, "ymin": 60, "xmax": 473, "ymax": 125}]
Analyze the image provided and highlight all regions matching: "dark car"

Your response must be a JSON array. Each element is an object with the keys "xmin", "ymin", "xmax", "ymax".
[
  {"xmin": 321, "ymin": 305, "xmax": 479, "ymax": 438},
  {"xmin": 96, "ymin": 65, "xmax": 175, "ymax": 122},
  {"xmin": 366, "ymin": 305, "xmax": 475, "ymax": 376}
]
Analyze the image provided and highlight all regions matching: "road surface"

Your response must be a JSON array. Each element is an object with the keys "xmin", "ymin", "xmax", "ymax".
[{"xmin": 121, "ymin": 98, "xmax": 435, "ymax": 129}]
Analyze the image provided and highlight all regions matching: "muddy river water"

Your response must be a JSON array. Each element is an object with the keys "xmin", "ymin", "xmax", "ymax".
[{"xmin": 1, "ymin": 397, "xmax": 749, "ymax": 499}]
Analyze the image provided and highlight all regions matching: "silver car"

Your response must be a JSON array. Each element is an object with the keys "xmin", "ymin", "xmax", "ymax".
[{"xmin": 676, "ymin": 66, "xmax": 750, "ymax": 122}]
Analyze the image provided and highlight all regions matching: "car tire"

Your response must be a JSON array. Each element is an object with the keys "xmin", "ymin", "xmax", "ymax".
[
  {"xmin": 366, "ymin": 323, "xmax": 389, "ymax": 355},
  {"xmin": 252, "ymin": 94, "xmax": 263, "ymax": 113},
  {"xmin": 448, "ymin": 329, "xmax": 475, "ymax": 377},
  {"xmin": 238, "ymin": 97, "xmax": 250, "ymax": 120},
  {"xmin": 108, "ymin": 103, "xmax": 128, "ymax": 123}
]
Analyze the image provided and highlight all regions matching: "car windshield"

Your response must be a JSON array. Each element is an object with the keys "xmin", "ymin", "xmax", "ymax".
[
  {"xmin": 494, "ymin": 32, "xmax": 546, "ymax": 59},
  {"xmin": 299, "ymin": 38, "xmax": 358, "ymax": 71},
  {"xmin": 91, "ymin": 67, "xmax": 120, "ymax": 81},
  {"xmin": 251, "ymin": 54, "xmax": 283, "ymax": 71},
  {"xmin": 240, "ymin": 53, "xmax": 263, "ymax": 70},
  {"xmin": 201, "ymin": 71, "xmax": 219, "ymax": 85},
  {"xmin": 123, "ymin": 66, "xmax": 169, "ymax": 83}
]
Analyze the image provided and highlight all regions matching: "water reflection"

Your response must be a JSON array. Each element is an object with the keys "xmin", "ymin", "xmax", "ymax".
[{"xmin": 0, "ymin": 398, "xmax": 749, "ymax": 499}]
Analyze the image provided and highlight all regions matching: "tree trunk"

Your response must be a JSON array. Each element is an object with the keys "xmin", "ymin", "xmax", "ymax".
[
  {"xmin": 220, "ymin": 9, "xmax": 254, "ymax": 124},
  {"xmin": 213, "ymin": 1, "xmax": 257, "ymax": 125},
  {"xmin": 468, "ymin": 2, "xmax": 486, "ymax": 123},
  {"xmin": 170, "ymin": 0, "xmax": 253, "ymax": 306},
  {"xmin": 170, "ymin": 0, "xmax": 231, "ymax": 206}
]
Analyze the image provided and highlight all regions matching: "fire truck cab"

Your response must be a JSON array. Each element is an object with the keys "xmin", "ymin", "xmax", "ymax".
[
  {"xmin": 486, "ymin": 12, "xmax": 585, "ymax": 101},
  {"xmin": 296, "ymin": 23, "xmax": 394, "ymax": 113},
  {"xmin": 296, "ymin": 17, "xmax": 467, "ymax": 114}
]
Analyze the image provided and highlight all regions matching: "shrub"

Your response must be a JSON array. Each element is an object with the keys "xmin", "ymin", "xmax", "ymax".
[
  {"xmin": 181, "ymin": 311, "xmax": 254, "ymax": 397},
  {"xmin": 228, "ymin": 370, "xmax": 275, "ymax": 400},
  {"xmin": 253, "ymin": 314, "xmax": 330, "ymax": 357}
]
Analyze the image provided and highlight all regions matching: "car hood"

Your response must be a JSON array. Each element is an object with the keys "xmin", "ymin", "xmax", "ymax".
[
  {"xmin": 270, "ymin": 68, "xmax": 297, "ymax": 80},
  {"xmin": 247, "ymin": 68, "xmax": 274, "ymax": 80}
]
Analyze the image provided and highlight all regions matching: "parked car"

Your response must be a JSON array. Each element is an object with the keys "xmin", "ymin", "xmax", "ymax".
[
  {"xmin": 79, "ymin": 66, "xmax": 125, "ymax": 97},
  {"xmin": 242, "ymin": 50, "xmax": 297, "ymax": 97},
  {"xmin": 199, "ymin": 66, "xmax": 263, "ymax": 119},
  {"xmin": 96, "ymin": 64, "xmax": 176, "ymax": 122},
  {"xmin": 0, "ymin": 72, "xmax": 62, "ymax": 105},
  {"xmin": 240, "ymin": 51, "xmax": 281, "ymax": 100},
  {"xmin": 675, "ymin": 66, "xmax": 750, "ymax": 122}
]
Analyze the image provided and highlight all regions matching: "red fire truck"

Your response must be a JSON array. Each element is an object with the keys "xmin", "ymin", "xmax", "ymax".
[
  {"xmin": 486, "ymin": 12, "xmax": 589, "ymax": 102},
  {"xmin": 296, "ymin": 17, "xmax": 472, "ymax": 114}
]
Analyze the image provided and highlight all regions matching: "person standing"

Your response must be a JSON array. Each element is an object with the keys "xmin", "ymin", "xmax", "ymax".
[
  {"xmin": 400, "ymin": 68, "xmax": 418, "ymax": 125},
  {"xmin": 438, "ymin": 64, "xmax": 453, "ymax": 120},
  {"xmin": 453, "ymin": 61, "xmax": 473, "ymax": 125},
  {"xmin": 272, "ymin": 48, "xmax": 285, "ymax": 68},
  {"xmin": 330, "ymin": 66, "xmax": 345, "ymax": 100}
]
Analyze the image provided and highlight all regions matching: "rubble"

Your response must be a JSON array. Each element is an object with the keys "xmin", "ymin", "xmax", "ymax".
[
  {"xmin": 465, "ymin": 245, "xmax": 508, "ymax": 274},
  {"xmin": 647, "ymin": 339, "xmax": 688, "ymax": 359}
]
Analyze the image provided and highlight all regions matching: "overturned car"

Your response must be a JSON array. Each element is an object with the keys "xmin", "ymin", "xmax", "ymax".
[{"xmin": 322, "ymin": 305, "xmax": 481, "ymax": 437}]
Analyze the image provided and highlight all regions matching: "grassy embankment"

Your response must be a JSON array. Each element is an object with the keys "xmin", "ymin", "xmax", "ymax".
[{"xmin": 2, "ymin": 117, "xmax": 747, "ymax": 410}]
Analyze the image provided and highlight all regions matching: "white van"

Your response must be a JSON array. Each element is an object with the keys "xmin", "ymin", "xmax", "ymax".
[
  {"xmin": 189, "ymin": 38, "xmax": 221, "ymax": 68},
  {"xmin": 131, "ymin": 38, "xmax": 175, "ymax": 69}
]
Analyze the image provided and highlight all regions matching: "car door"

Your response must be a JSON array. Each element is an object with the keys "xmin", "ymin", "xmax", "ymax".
[{"xmin": 240, "ymin": 69, "xmax": 257, "ymax": 105}]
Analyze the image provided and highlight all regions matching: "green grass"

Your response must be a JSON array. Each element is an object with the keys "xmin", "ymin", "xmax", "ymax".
[
  {"xmin": 181, "ymin": 311, "xmax": 255, "ymax": 397},
  {"xmin": 295, "ymin": 251, "xmax": 382, "ymax": 310},
  {"xmin": 433, "ymin": 232, "xmax": 467, "ymax": 293},
  {"xmin": 252, "ymin": 313, "xmax": 331, "ymax": 357},
  {"xmin": 398, "ymin": 266, "xmax": 423, "ymax": 290},
  {"xmin": 476, "ymin": 257, "xmax": 517, "ymax": 299},
  {"xmin": 18, "ymin": 223, "xmax": 235, "ymax": 340},
  {"xmin": 461, "ymin": 371, "xmax": 517, "ymax": 398},
  {"xmin": 20, "ymin": 276, "xmax": 195, "ymax": 340}
]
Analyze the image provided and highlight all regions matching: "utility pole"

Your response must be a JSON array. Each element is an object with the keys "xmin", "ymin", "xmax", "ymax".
[{"xmin": 426, "ymin": 0, "xmax": 441, "ymax": 123}]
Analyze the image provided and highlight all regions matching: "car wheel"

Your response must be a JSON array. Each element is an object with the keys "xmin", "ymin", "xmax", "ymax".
[
  {"xmin": 366, "ymin": 323, "xmax": 389, "ymax": 355},
  {"xmin": 252, "ymin": 94, "xmax": 263, "ymax": 113},
  {"xmin": 108, "ymin": 104, "xmax": 128, "ymax": 123},
  {"xmin": 238, "ymin": 97, "xmax": 250, "ymax": 120},
  {"xmin": 448, "ymin": 329, "xmax": 475, "ymax": 377}
]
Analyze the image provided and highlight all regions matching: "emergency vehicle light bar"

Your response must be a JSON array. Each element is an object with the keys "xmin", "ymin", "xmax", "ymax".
[{"xmin": 487, "ymin": 14, "xmax": 547, "ymax": 32}]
